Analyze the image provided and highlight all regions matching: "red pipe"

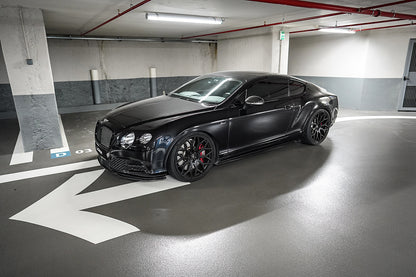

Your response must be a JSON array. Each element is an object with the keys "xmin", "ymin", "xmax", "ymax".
[
  {"xmin": 357, "ymin": 22, "xmax": 415, "ymax": 32},
  {"xmin": 81, "ymin": 0, "xmax": 151, "ymax": 36},
  {"xmin": 182, "ymin": 12, "xmax": 343, "ymax": 40},
  {"xmin": 290, "ymin": 18, "xmax": 405, "ymax": 34},
  {"xmin": 250, "ymin": 0, "xmax": 416, "ymax": 20},
  {"xmin": 182, "ymin": 0, "xmax": 414, "ymax": 39},
  {"xmin": 361, "ymin": 0, "xmax": 416, "ymax": 10}
]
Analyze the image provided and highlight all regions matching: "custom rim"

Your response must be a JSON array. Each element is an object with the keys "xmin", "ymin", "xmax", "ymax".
[
  {"xmin": 310, "ymin": 111, "xmax": 330, "ymax": 143},
  {"xmin": 175, "ymin": 135, "xmax": 214, "ymax": 179}
]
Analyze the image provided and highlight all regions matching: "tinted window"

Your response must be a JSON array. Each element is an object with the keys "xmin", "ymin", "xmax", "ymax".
[
  {"xmin": 247, "ymin": 78, "xmax": 288, "ymax": 101},
  {"xmin": 170, "ymin": 77, "xmax": 242, "ymax": 104},
  {"xmin": 289, "ymin": 80, "xmax": 305, "ymax": 96}
]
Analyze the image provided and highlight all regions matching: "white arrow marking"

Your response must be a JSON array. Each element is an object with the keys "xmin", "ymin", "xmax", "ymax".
[{"xmin": 10, "ymin": 169, "xmax": 190, "ymax": 244}]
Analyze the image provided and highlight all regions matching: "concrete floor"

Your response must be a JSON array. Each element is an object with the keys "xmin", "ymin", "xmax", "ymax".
[{"xmin": 1, "ymin": 109, "xmax": 416, "ymax": 276}]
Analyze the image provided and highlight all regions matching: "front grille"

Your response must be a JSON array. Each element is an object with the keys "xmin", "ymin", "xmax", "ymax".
[
  {"xmin": 107, "ymin": 157, "xmax": 147, "ymax": 174},
  {"xmin": 99, "ymin": 126, "xmax": 113, "ymax": 147}
]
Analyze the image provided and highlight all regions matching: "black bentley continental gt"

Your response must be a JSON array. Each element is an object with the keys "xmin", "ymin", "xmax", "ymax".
[{"xmin": 95, "ymin": 71, "xmax": 338, "ymax": 182}]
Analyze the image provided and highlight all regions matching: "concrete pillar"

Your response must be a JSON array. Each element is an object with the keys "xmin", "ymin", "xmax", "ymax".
[
  {"xmin": 271, "ymin": 27, "xmax": 290, "ymax": 74},
  {"xmin": 0, "ymin": 7, "xmax": 62, "ymax": 151}
]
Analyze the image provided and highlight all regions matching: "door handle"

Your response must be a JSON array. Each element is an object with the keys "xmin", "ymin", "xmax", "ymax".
[{"xmin": 285, "ymin": 105, "xmax": 294, "ymax": 110}]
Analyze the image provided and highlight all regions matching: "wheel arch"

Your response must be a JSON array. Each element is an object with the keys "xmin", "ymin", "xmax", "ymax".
[
  {"xmin": 299, "ymin": 99, "xmax": 333, "ymax": 133},
  {"xmin": 163, "ymin": 127, "xmax": 220, "ymax": 170}
]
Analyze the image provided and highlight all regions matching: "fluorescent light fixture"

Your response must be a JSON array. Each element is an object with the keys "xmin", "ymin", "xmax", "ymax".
[
  {"xmin": 319, "ymin": 28, "xmax": 356, "ymax": 34},
  {"xmin": 146, "ymin": 12, "xmax": 224, "ymax": 25}
]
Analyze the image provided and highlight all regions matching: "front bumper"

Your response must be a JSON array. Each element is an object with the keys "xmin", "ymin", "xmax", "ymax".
[{"xmin": 96, "ymin": 143, "xmax": 166, "ymax": 180}]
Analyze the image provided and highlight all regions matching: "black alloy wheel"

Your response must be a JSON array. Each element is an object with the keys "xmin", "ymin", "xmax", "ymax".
[
  {"xmin": 302, "ymin": 109, "xmax": 331, "ymax": 145},
  {"xmin": 168, "ymin": 132, "xmax": 217, "ymax": 182}
]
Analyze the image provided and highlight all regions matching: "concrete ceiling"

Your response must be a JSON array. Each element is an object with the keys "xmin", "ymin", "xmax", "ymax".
[{"xmin": 1, "ymin": 0, "xmax": 416, "ymax": 39}]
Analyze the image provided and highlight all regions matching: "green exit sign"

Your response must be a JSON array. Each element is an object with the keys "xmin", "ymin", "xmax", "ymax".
[{"xmin": 280, "ymin": 31, "xmax": 285, "ymax": 40}]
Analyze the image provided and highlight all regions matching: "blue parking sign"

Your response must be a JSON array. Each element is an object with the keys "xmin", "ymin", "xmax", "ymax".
[{"xmin": 51, "ymin": 151, "xmax": 71, "ymax": 159}]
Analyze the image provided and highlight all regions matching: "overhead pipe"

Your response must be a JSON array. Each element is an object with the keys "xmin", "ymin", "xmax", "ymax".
[
  {"xmin": 47, "ymin": 35, "xmax": 217, "ymax": 44},
  {"xmin": 360, "ymin": 0, "xmax": 416, "ymax": 11},
  {"xmin": 182, "ymin": 0, "xmax": 414, "ymax": 39},
  {"xmin": 81, "ymin": 0, "xmax": 151, "ymax": 36},
  {"xmin": 290, "ymin": 19, "xmax": 405, "ymax": 34},
  {"xmin": 250, "ymin": 0, "xmax": 416, "ymax": 20},
  {"xmin": 182, "ymin": 12, "xmax": 343, "ymax": 39}
]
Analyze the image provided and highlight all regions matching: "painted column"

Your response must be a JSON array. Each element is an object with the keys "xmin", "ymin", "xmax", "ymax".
[
  {"xmin": 149, "ymin": 67, "xmax": 157, "ymax": 97},
  {"xmin": 0, "ymin": 7, "xmax": 62, "ymax": 151},
  {"xmin": 90, "ymin": 69, "xmax": 101, "ymax": 104},
  {"xmin": 279, "ymin": 30, "xmax": 290, "ymax": 74},
  {"xmin": 271, "ymin": 26, "xmax": 290, "ymax": 74}
]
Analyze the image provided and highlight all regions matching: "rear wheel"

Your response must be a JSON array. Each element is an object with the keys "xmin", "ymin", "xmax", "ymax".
[
  {"xmin": 168, "ymin": 132, "xmax": 217, "ymax": 182},
  {"xmin": 302, "ymin": 109, "xmax": 331, "ymax": 145}
]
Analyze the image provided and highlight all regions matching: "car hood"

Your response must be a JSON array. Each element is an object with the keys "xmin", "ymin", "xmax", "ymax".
[{"xmin": 104, "ymin": 95, "xmax": 212, "ymax": 128}]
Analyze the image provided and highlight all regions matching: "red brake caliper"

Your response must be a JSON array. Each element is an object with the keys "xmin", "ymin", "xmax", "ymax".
[{"xmin": 199, "ymin": 144, "xmax": 205, "ymax": 163}]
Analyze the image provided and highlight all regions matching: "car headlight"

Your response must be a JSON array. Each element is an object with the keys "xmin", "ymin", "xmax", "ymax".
[
  {"xmin": 139, "ymin": 133, "xmax": 152, "ymax": 144},
  {"xmin": 120, "ymin": 132, "xmax": 135, "ymax": 149}
]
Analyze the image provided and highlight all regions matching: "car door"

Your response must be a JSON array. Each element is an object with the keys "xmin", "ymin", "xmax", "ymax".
[{"xmin": 227, "ymin": 76, "xmax": 300, "ymax": 152}]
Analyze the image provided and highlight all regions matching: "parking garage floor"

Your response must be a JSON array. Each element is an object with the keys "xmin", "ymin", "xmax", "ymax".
[{"xmin": 1, "ymin": 109, "xmax": 416, "ymax": 277}]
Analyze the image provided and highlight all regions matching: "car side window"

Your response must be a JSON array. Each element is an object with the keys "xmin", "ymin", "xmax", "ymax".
[
  {"xmin": 289, "ymin": 80, "xmax": 305, "ymax": 96},
  {"xmin": 247, "ymin": 78, "xmax": 289, "ymax": 102}
]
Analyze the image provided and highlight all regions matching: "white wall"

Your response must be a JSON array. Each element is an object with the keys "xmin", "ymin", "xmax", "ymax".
[
  {"xmin": 47, "ymin": 39, "xmax": 216, "ymax": 82},
  {"xmin": 217, "ymin": 34, "xmax": 272, "ymax": 72},
  {"xmin": 0, "ymin": 44, "xmax": 8, "ymax": 84},
  {"xmin": 0, "ymin": 39, "xmax": 217, "ymax": 84},
  {"xmin": 289, "ymin": 28, "xmax": 414, "ymax": 79}
]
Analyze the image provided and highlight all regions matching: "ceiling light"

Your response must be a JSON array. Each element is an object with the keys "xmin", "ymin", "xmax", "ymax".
[
  {"xmin": 319, "ymin": 28, "xmax": 356, "ymax": 34},
  {"xmin": 146, "ymin": 12, "xmax": 224, "ymax": 25}
]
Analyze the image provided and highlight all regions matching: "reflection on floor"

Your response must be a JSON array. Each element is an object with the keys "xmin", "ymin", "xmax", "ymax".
[{"xmin": 1, "ymin": 109, "xmax": 416, "ymax": 277}]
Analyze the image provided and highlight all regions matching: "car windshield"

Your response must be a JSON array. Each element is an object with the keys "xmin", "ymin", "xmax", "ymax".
[{"xmin": 170, "ymin": 77, "xmax": 242, "ymax": 104}]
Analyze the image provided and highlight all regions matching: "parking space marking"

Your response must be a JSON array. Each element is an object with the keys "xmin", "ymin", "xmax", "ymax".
[
  {"xmin": 9, "ymin": 131, "xmax": 33, "ymax": 165},
  {"xmin": 50, "ymin": 115, "xmax": 71, "ymax": 159},
  {"xmin": 0, "ymin": 159, "xmax": 100, "ymax": 184},
  {"xmin": 10, "ymin": 169, "xmax": 189, "ymax": 244},
  {"xmin": 337, "ymin": 115, "xmax": 416, "ymax": 122}
]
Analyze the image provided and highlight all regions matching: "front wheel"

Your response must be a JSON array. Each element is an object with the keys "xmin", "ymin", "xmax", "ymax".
[
  {"xmin": 302, "ymin": 109, "xmax": 331, "ymax": 145},
  {"xmin": 168, "ymin": 132, "xmax": 217, "ymax": 182}
]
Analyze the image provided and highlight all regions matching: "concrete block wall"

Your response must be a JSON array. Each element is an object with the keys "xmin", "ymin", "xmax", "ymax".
[
  {"xmin": 0, "ymin": 39, "xmax": 216, "ymax": 113},
  {"xmin": 288, "ymin": 28, "xmax": 415, "ymax": 111},
  {"xmin": 217, "ymin": 33, "xmax": 273, "ymax": 72}
]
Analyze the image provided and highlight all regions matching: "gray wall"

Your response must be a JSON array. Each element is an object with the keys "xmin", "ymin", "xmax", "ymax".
[
  {"xmin": 289, "ymin": 28, "xmax": 415, "ymax": 111},
  {"xmin": 297, "ymin": 76, "xmax": 403, "ymax": 111},
  {"xmin": 0, "ymin": 39, "xmax": 215, "ymax": 113}
]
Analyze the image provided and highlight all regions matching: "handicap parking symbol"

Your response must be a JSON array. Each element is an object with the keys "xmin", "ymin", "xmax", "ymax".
[{"xmin": 51, "ymin": 151, "xmax": 71, "ymax": 159}]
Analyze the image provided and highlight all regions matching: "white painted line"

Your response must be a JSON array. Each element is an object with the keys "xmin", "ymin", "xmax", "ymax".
[
  {"xmin": 50, "ymin": 115, "xmax": 70, "ymax": 154},
  {"xmin": 0, "ymin": 159, "xmax": 100, "ymax": 184},
  {"xmin": 9, "ymin": 131, "xmax": 33, "ymax": 165},
  {"xmin": 337, "ymin": 115, "xmax": 416, "ymax": 122}
]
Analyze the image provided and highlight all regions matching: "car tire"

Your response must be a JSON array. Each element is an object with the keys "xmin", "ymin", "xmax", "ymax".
[
  {"xmin": 168, "ymin": 132, "xmax": 217, "ymax": 182},
  {"xmin": 302, "ymin": 109, "xmax": 331, "ymax": 145}
]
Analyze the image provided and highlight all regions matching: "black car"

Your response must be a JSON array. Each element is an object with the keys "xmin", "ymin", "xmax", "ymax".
[{"xmin": 95, "ymin": 71, "xmax": 338, "ymax": 182}]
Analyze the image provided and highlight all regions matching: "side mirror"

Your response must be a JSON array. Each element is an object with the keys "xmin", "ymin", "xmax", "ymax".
[{"xmin": 245, "ymin": 95, "xmax": 265, "ymax": 106}]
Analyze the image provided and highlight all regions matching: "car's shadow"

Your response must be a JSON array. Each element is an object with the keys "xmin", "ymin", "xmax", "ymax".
[{"xmin": 89, "ymin": 139, "xmax": 332, "ymax": 236}]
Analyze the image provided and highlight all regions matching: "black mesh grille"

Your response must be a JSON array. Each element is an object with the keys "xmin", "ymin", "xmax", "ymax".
[
  {"xmin": 108, "ymin": 157, "xmax": 146, "ymax": 173},
  {"xmin": 403, "ymin": 86, "xmax": 416, "ymax": 108},
  {"xmin": 100, "ymin": 126, "xmax": 113, "ymax": 147}
]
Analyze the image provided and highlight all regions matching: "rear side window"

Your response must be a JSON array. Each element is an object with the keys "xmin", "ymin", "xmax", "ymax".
[
  {"xmin": 289, "ymin": 80, "xmax": 305, "ymax": 96},
  {"xmin": 247, "ymin": 78, "xmax": 289, "ymax": 101}
]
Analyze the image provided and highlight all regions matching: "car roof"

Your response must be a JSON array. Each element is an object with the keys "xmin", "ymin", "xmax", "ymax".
[{"xmin": 206, "ymin": 71, "xmax": 306, "ymax": 83}]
